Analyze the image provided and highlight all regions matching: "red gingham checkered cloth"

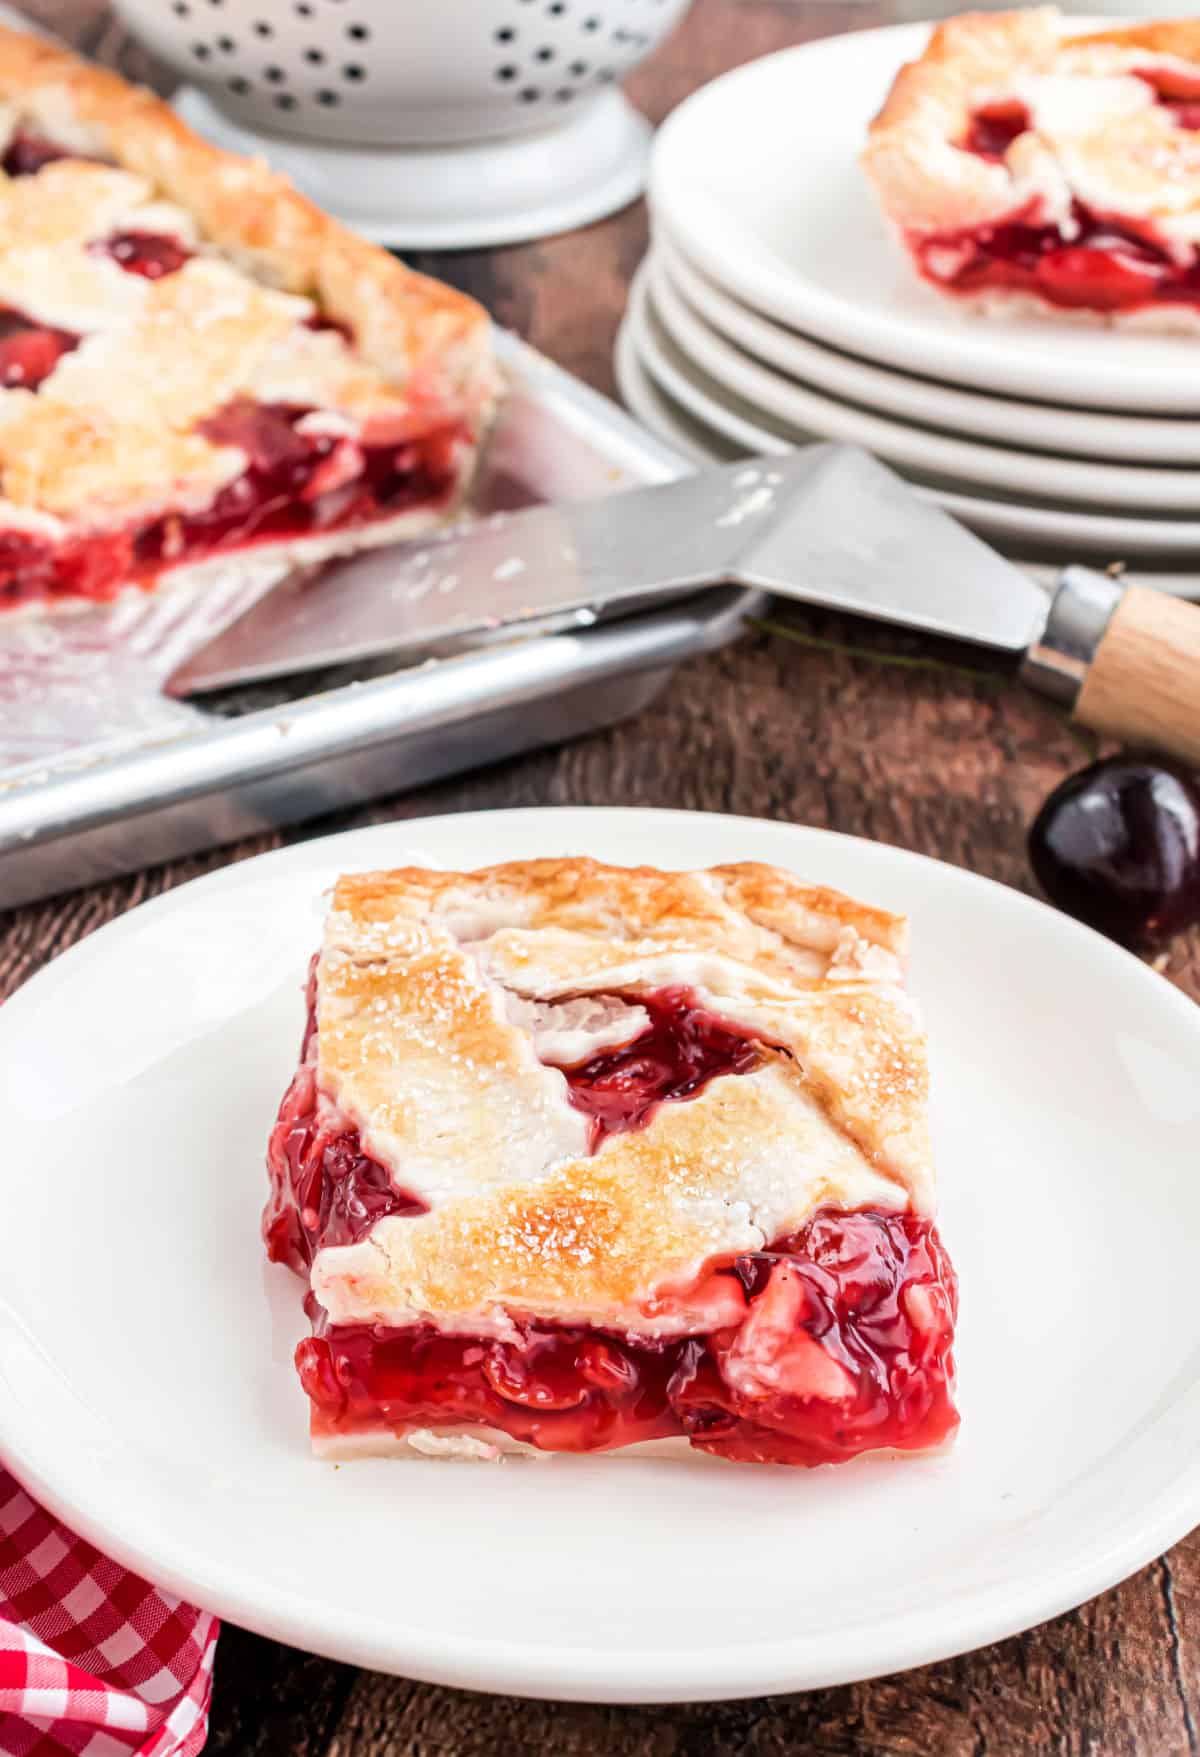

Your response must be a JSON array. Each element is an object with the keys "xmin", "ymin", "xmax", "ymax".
[{"xmin": 0, "ymin": 1468, "xmax": 217, "ymax": 1757}]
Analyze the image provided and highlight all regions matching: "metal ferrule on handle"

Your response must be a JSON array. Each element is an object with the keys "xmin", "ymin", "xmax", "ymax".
[
  {"xmin": 1020, "ymin": 567, "xmax": 1124, "ymax": 709},
  {"xmin": 1022, "ymin": 567, "xmax": 1200, "ymax": 768}
]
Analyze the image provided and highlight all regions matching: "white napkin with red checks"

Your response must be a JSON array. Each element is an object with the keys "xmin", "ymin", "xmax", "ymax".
[{"xmin": 0, "ymin": 1468, "xmax": 217, "ymax": 1757}]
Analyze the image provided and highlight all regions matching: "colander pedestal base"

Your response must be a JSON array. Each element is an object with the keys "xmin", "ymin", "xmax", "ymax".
[{"xmin": 172, "ymin": 86, "xmax": 651, "ymax": 250}]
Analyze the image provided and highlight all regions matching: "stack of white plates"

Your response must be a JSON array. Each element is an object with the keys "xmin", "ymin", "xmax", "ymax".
[{"xmin": 616, "ymin": 22, "xmax": 1200, "ymax": 574}]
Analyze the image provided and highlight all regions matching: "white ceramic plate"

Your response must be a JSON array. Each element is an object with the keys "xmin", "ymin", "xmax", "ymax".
[
  {"xmin": 623, "ymin": 267, "xmax": 1200, "ymax": 562},
  {"xmin": 4, "ymin": 806, "xmax": 1200, "ymax": 1703},
  {"xmin": 614, "ymin": 314, "xmax": 1200, "ymax": 598},
  {"xmin": 646, "ymin": 251, "xmax": 1200, "ymax": 512},
  {"xmin": 656, "ymin": 230, "xmax": 1200, "ymax": 467},
  {"xmin": 615, "ymin": 315, "xmax": 732, "ymax": 466},
  {"xmin": 648, "ymin": 21, "xmax": 1200, "ymax": 413}
]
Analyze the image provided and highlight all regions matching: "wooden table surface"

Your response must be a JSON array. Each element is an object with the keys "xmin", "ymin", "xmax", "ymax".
[{"xmin": 4, "ymin": 1, "xmax": 1199, "ymax": 1752}]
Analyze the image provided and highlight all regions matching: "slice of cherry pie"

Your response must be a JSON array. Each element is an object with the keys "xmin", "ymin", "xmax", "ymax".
[
  {"xmin": 0, "ymin": 26, "xmax": 497, "ymax": 610},
  {"xmin": 863, "ymin": 8, "xmax": 1200, "ymax": 325},
  {"xmin": 265, "ymin": 859, "xmax": 959, "ymax": 1467}
]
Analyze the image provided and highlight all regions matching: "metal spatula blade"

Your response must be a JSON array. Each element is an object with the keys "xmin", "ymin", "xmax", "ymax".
[
  {"xmin": 167, "ymin": 445, "xmax": 1039, "ymax": 695},
  {"xmin": 166, "ymin": 442, "xmax": 1200, "ymax": 773}
]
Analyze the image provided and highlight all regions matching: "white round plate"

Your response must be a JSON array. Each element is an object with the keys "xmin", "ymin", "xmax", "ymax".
[
  {"xmin": 173, "ymin": 86, "xmax": 650, "ymax": 249},
  {"xmin": 646, "ymin": 251, "xmax": 1200, "ymax": 512},
  {"xmin": 623, "ymin": 266, "xmax": 1200, "ymax": 561},
  {"xmin": 649, "ymin": 22, "xmax": 1200, "ymax": 413},
  {"xmin": 615, "ymin": 316, "xmax": 733, "ymax": 466},
  {"xmin": 4, "ymin": 807, "xmax": 1200, "ymax": 1702},
  {"xmin": 657, "ymin": 230, "xmax": 1200, "ymax": 467}
]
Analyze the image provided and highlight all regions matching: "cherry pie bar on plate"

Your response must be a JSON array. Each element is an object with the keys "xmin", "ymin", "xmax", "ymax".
[
  {"xmin": 863, "ymin": 8, "xmax": 1200, "ymax": 325},
  {"xmin": 265, "ymin": 858, "xmax": 960, "ymax": 1467},
  {"xmin": 0, "ymin": 26, "xmax": 496, "ymax": 611}
]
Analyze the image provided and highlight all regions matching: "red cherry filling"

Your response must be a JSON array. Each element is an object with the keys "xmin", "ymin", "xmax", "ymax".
[
  {"xmin": 305, "ymin": 312, "xmax": 354, "ymax": 342},
  {"xmin": 915, "ymin": 198, "xmax": 1200, "ymax": 311},
  {"xmin": 298, "ymin": 1208, "xmax": 959, "ymax": 1466},
  {"xmin": 547, "ymin": 986, "xmax": 764, "ymax": 1147},
  {"xmin": 98, "ymin": 231, "xmax": 194, "ymax": 280},
  {"xmin": 265, "ymin": 1064, "xmax": 428, "ymax": 1272},
  {"xmin": 1, "ymin": 129, "xmax": 84, "ymax": 175},
  {"xmin": 265, "ymin": 962, "xmax": 427, "ymax": 1273},
  {"xmin": 0, "ymin": 307, "xmax": 79, "ymax": 389},
  {"xmin": 1134, "ymin": 65, "xmax": 1200, "ymax": 129},
  {"xmin": 963, "ymin": 99, "xmax": 1030, "ymax": 159},
  {"xmin": 0, "ymin": 400, "xmax": 467, "ymax": 606}
]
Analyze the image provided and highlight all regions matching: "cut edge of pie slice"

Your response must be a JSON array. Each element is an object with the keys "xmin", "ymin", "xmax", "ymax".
[
  {"xmin": 264, "ymin": 858, "xmax": 960, "ymax": 1468},
  {"xmin": 862, "ymin": 7, "xmax": 1200, "ymax": 327},
  {"xmin": 0, "ymin": 24, "xmax": 499, "ymax": 611}
]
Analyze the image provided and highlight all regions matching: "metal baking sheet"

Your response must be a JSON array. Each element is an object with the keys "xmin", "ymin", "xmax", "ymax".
[{"xmin": 0, "ymin": 333, "xmax": 759, "ymax": 909}]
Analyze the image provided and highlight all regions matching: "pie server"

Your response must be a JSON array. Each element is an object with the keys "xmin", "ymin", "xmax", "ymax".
[{"xmin": 168, "ymin": 443, "xmax": 1200, "ymax": 765}]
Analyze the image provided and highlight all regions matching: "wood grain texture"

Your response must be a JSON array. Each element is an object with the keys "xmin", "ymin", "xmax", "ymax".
[
  {"xmin": 0, "ymin": 3, "xmax": 1198, "ymax": 1754},
  {"xmin": 1076, "ymin": 586, "xmax": 1200, "ymax": 767}
]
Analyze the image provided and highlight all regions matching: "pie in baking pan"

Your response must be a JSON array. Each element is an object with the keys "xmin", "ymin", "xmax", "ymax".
[
  {"xmin": 863, "ymin": 7, "xmax": 1200, "ymax": 325},
  {"xmin": 265, "ymin": 858, "xmax": 960, "ymax": 1466},
  {"xmin": 0, "ymin": 25, "xmax": 497, "ymax": 611}
]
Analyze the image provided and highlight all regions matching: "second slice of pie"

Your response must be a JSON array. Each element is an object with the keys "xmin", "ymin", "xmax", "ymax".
[
  {"xmin": 266, "ymin": 858, "xmax": 959, "ymax": 1466},
  {"xmin": 863, "ymin": 8, "xmax": 1200, "ymax": 325}
]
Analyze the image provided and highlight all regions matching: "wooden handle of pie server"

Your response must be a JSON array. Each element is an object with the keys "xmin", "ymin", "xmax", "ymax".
[{"xmin": 1073, "ymin": 586, "xmax": 1200, "ymax": 769}]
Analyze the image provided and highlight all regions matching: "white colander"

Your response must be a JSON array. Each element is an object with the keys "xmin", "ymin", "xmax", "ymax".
[{"xmin": 113, "ymin": 0, "xmax": 693, "ymax": 246}]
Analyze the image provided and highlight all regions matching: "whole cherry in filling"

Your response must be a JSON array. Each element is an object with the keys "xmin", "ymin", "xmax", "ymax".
[
  {"xmin": 266, "ymin": 1082, "xmax": 427, "ymax": 1272},
  {"xmin": 0, "ymin": 307, "xmax": 79, "ymax": 390},
  {"xmin": 99, "ymin": 231, "xmax": 194, "ymax": 280},
  {"xmin": 963, "ymin": 99, "xmax": 1030, "ymax": 159},
  {"xmin": 1134, "ymin": 66, "xmax": 1200, "ymax": 130},
  {"xmin": 265, "ymin": 968, "xmax": 427, "ymax": 1273},
  {"xmin": 1, "ymin": 130, "xmax": 77, "ymax": 175}
]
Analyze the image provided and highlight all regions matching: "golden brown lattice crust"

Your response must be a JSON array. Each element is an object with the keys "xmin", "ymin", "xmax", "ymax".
[
  {"xmin": 868, "ymin": 9, "xmax": 1060, "ymax": 150},
  {"xmin": 307, "ymin": 859, "xmax": 937, "ymax": 1332},
  {"xmin": 863, "ymin": 9, "xmax": 1200, "ymax": 253},
  {"xmin": 0, "ymin": 24, "xmax": 493, "ymax": 418},
  {"xmin": 332, "ymin": 858, "xmax": 910, "ymax": 968}
]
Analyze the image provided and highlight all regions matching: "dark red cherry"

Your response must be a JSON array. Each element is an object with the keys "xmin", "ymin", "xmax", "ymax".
[
  {"xmin": 964, "ymin": 100, "xmax": 1030, "ymax": 159},
  {"xmin": 101, "ymin": 231, "xmax": 193, "ymax": 279},
  {"xmin": 1028, "ymin": 756, "xmax": 1200, "ymax": 949}
]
